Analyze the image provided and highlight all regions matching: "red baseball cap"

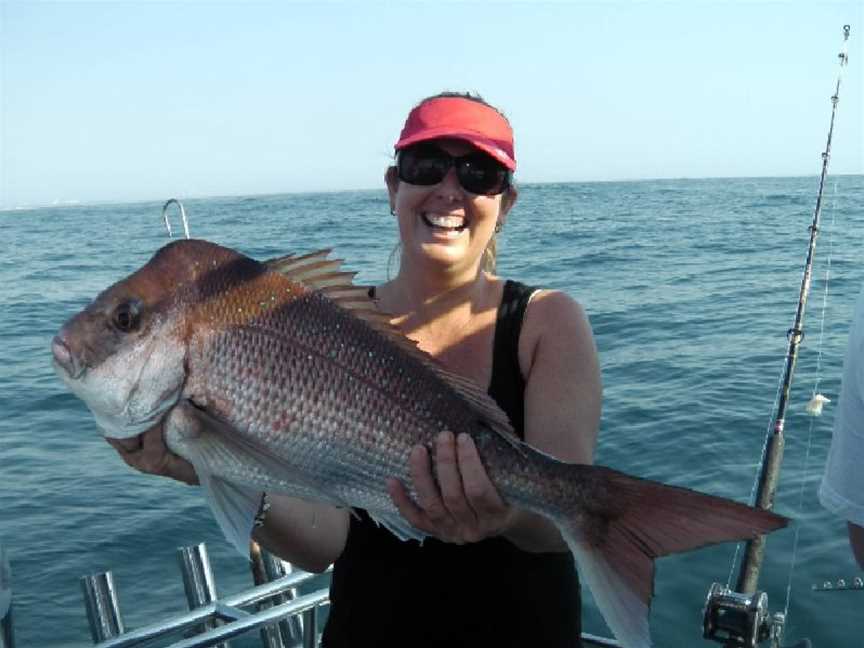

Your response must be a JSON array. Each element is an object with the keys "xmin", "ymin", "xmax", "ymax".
[{"xmin": 394, "ymin": 96, "xmax": 516, "ymax": 171}]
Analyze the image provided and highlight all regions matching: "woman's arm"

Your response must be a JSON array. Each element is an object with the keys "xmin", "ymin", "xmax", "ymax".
[
  {"xmin": 520, "ymin": 290, "xmax": 601, "ymax": 463},
  {"xmin": 253, "ymin": 495, "xmax": 349, "ymax": 573},
  {"xmin": 502, "ymin": 290, "xmax": 602, "ymax": 551}
]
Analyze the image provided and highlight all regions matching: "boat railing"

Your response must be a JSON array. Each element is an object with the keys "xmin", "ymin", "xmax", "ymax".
[
  {"xmin": 78, "ymin": 542, "xmax": 330, "ymax": 648},
  {"xmin": 0, "ymin": 539, "xmax": 623, "ymax": 648},
  {"xmin": 0, "ymin": 539, "xmax": 324, "ymax": 648}
]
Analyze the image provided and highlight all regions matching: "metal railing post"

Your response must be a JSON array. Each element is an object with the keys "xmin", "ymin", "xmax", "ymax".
[
  {"xmin": 301, "ymin": 606, "xmax": 318, "ymax": 648},
  {"xmin": 0, "ymin": 544, "xmax": 14, "ymax": 648},
  {"xmin": 251, "ymin": 543, "xmax": 305, "ymax": 647},
  {"xmin": 81, "ymin": 572, "xmax": 124, "ymax": 642},
  {"xmin": 88, "ymin": 568, "xmax": 330, "ymax": 648},
  {"xmin": 177, "ymin": 543, "xmax": 228, "ymax": 648}
]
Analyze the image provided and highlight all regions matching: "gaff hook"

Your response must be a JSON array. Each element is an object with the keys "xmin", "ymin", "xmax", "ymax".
[{"xmin": 161, "ymin": 198, "xmax": 190, "ymax": 239}]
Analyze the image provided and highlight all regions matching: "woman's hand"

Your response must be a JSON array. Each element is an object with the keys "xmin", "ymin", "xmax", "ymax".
[
  {"xmin": 387, "ymin": 430, "xmax": 515, "ymax": 544},
  {"xmin": 105, "ymin": 403, "xmax": 200, "ymax": 486}
]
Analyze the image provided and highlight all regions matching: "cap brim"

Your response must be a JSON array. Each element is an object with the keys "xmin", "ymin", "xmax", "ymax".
[{"xmin": 396, "ymin": 128, "xmax": 516, "ymax": 171}]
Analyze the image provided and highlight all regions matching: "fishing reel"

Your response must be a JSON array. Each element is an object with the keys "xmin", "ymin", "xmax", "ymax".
[{"xmin": 703, "ymin": 583, "xmax": 785, "ymax": 647}]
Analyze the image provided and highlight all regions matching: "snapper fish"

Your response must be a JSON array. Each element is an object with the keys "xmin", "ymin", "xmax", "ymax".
[{"xmin": 52, "ymin": 239, "xmax": 788, "ymax": 648}]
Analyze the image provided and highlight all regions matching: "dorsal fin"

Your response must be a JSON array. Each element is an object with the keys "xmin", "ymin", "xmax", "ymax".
[
  {"xmin": 287, "ymin": 261, "xmax": 346, "ymax": 282},
  {"xmin": 319, "ymin": 285, "xmax": 370, "ymax": 300},
  {"xmin": 265, "ymin": 249, "xmax": 332, "ymax": 272},
  {"xmin": 265, "ymin": 249, "xmax": 522, "ymax": 446},
  {"xmin": 265, "ymin": 251, "xmax": 355, "ymax": 289}
]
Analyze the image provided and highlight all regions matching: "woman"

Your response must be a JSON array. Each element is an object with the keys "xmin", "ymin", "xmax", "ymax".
[{"xmin": 110, "ymin": 92, "xmax": 602, "ymax": 647}]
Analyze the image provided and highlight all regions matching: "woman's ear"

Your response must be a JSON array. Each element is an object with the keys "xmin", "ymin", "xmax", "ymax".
[{"xmin": 385, "ymin": 166, "xmax": 399, "ymax": 213}]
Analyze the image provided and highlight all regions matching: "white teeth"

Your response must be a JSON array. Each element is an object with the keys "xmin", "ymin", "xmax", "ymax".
[{"xmin": 424, "ymin": 213, "xmax": 465, "ymax": 229}]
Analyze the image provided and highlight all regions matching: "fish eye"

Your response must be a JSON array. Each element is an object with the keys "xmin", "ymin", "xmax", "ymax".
[{"xmin": 112, "ymin": 301, "xmax": 141, "ymax": 333}]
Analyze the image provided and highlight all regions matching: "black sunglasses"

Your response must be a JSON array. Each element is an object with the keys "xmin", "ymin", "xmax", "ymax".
[{"xmin": 396, "ymin": 143, "xmax": 511, "ymax": 196}]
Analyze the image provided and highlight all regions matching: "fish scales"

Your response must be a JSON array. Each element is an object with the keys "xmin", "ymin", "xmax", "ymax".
[
  {"xmin": 187, "ymin": 285, "xmax": 502, "ymax": 516},
  {"xmin": 53, "ymin": 239, "xmax": 789, "ymax": 648}
]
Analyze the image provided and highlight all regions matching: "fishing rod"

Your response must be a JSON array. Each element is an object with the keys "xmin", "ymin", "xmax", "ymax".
[
  {"xmin": 703, "ymin": 24, "xmax": 851, "ymax": 648},
  {"xmin": 737, "ymin": 23, "xmax": 851, "ymax": 597}
]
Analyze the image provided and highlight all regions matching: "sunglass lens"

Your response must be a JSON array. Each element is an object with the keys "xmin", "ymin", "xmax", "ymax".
[
  {"xmin": 397, "ymin": 147, "xmax": 449, "ymax": 186},
  {"xmin": 457, "ymin": 154, "xmax": 509, "ymax": 195}
]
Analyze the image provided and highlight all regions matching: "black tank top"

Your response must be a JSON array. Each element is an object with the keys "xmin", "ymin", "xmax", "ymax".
[{"xmin": 321, "ymin": 280, "xmax": 582, "ymax": 648}]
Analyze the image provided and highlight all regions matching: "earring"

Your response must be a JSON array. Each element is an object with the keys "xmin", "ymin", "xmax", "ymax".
[
  {"xmin": 390, "ymin": 208, "xmax": 396, "ymax": 217},
  {"xmin": 494, "ymin": 221, "xmax": 503, "ymax": 233}
]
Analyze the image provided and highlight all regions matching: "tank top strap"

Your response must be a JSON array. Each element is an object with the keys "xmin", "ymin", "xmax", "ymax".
[{"xmin": 488, "ymin": 280, "xmax": 539, "ymax": 440}]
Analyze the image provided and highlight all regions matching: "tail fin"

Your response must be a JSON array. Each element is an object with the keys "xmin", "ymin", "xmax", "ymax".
[{"xmin": 553, "ymin": 466, "xmax": 788, "ymax": 648}]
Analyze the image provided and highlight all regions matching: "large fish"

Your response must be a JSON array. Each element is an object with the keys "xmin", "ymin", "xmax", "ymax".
[{"xmin": 52, "ymin": 239, "xmax": 787, "ymax": 648}]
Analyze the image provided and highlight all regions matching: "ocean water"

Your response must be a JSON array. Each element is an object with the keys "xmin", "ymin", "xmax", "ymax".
[{"xmin": 2, "ymin": 175, "xmax": 863, "ymax": 647}]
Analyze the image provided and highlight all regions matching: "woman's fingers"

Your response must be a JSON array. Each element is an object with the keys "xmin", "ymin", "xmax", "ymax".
[
  {"xmin": 104, "ymin": 412, "xmax": 199, "ymax": 485},
  {"xmin": 456, "ymin": 433, "xmax": 513, "ymax": 539},
  {"xmin": 138, "ymin": 425, "xmax": 170, "ymax": 472},
  {"xmin": 387, "ymin": 477, "xmax": 429, "ymax": 531},
  {"xmin": 408, "ymin": 443, "xmax": 459, "ymax": 535},
  {"xmin": 435, "ymin": 431, "xmax": 478, "ymax": 527},
  {"xmin": 385, "ymin": 431, "xmax": 513, "ymax": 545},
  {"xmin": 109, "ymin": 436, "xmax": 142, "ymax": 452},
  {"xmin": 107, "ymin": 436, "xmax": 143, "ymax": 470},
  {"xmin": 457, "ymin": 433, "xmax": 506, "ymax": 516},
  {"xmin": 387, "ymin": 439, "xmax": 464, "ymax": 542}
]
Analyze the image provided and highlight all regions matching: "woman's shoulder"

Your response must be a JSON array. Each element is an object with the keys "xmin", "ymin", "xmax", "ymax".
[
  {"xmin": 515, "ymin": 285, "xmax": 593, "ymax": 373},
  {"xmin": 501, "ymin": 280, "xmax": 587, "ymax": 326},
  {"xmin": 526, "ymin": 288, "xmax": 589, "ymax": 333},
  {"xmin": 495, "ymin": 277, "xmax": 583, "ymax": 311},
  {"xmin": 490, "ymin": 274, "xmax": 588, "ymax": 333}
]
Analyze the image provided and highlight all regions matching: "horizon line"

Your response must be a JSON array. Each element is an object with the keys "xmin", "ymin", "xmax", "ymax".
[{"xmin": 3, "ymin": 171, "xmax": 862, "ymax": 212}]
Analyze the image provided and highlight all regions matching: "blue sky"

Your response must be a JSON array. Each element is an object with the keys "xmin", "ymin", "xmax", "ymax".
[{"xmin": 1, "ymin": 1, "xmax": 861, "ymax": 208}]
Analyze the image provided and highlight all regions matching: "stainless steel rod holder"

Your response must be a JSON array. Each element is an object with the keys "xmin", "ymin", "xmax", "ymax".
[
  {"xmin": 302, "ymin": 606, "xmax": 317, "ymax": 648},
  {"xmin": 91, "ymin": 569, "xmax": 328, "ymax": 648},
  {"xmin": 0, "ymin": 544, "xmax": 14, "ymax": 648},
  {"xmin": 81, "ymin": 571, "xmax": 124, "ymax": 642},
  {"xmin": 264, "ymin": 552, "xmax": 304, "ymax": 647},
  {"xmin": 251, "ymin": 544, "xmax": 304, "ymax": 648},
  {"xmin": 178, "ymin": 543, "xmax": 218, "ymax": 609},
  {"xmin": 177, "ymin": 543, "xmax": 227, "ymax": 647}
]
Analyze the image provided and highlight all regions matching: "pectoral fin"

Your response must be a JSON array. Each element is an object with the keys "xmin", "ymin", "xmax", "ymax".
[
  {"xmin": 162, "ymin": 403, "xmax": 270, "ymax": 555},
  {"xmin": 199, "ymin": 474, "xmax": 262, "ymax": 557}
]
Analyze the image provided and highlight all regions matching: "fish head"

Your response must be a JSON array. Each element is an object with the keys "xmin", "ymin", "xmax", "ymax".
[{"xmin": 51, "ymin": 239, "xmax": 237, "ymax": 439}]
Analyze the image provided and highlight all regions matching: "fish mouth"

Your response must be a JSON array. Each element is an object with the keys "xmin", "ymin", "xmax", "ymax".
[{"xmin": 51, "ymin": 335, "xmax": 85, "ymax": 380}]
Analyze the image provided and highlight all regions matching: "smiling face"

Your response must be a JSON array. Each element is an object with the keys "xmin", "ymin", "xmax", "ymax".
[{"xmin": 386, "ymin": 138, "xmax": 517, "ymax": 278}]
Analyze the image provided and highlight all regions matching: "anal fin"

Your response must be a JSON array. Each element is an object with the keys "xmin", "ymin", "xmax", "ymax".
[{"xmin": 368, "ymin": 512, "xmax": 428, "ymax": 544}]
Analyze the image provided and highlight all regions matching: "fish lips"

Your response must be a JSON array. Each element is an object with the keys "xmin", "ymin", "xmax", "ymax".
[{"xmin": 51, "ymin": 334, "xmax": 86, "ymax": 380}]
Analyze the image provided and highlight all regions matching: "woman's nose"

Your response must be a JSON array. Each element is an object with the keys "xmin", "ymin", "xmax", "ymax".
[{"xmin": 435, "ymin": 167, "xmax": 463, "ymax": 199}]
